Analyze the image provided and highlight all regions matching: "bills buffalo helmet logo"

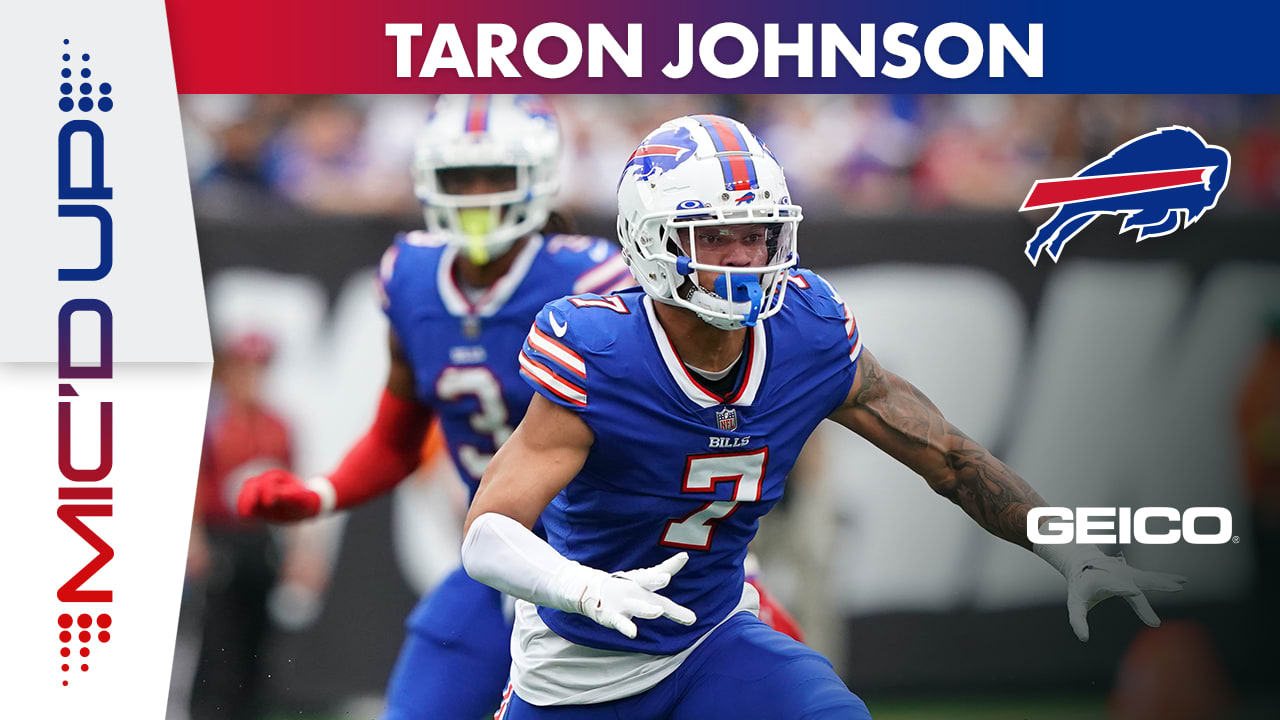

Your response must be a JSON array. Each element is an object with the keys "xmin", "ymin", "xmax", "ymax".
[
  {"xmin": 513, "ymin": 94, "xmax": 555, "ymax": 122},
  {"xmin": 619, "ymin": 126, "xmax": 699, "ymax": 187},
  {"xmin": 1021, "ymin": 126, "xmax": 1230, "ymax": 265}
]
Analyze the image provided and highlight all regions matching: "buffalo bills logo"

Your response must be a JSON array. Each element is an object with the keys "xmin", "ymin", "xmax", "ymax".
[
  {"xmin": 619, "ymin": 126, "xmax": 699, "ymax": 187},
  {"xmin": 513, "ymin": 94, "xmax": 555, "ymax": 122},
  {"xmin": 735, "ymin": 192, "xmax": 756, "ymax": 205},
  {"xmin": 1022, "ymin": 126, "xmax": 1231, "ymax": 265}
]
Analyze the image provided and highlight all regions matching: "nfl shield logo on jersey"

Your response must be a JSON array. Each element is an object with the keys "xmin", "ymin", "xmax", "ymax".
[{"xmin": 716, "ymin": 406, "xmax": 738, "ymax": 431}]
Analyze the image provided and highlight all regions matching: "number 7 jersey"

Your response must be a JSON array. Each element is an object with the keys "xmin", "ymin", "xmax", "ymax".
[{"xmin": 518, "ymin": 271, "xmax": 864, "ymax": 655}]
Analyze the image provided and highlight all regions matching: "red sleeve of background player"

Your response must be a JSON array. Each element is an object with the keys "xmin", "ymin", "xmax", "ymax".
[
  {"xmin": 748, "ymin": 577, "xmax": 806, "ymax": 643},
  {"xmin": 325, "ymin": 389, "xmax": 433, "ymax": 509}
]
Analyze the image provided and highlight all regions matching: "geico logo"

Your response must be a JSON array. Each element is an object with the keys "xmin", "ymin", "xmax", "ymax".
[{"xmin": 1027, "ymin": 507, "xmax": 1233, "ymax": 545}]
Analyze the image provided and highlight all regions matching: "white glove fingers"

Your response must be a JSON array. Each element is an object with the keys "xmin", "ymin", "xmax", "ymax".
[
  {"xmin": 606, "ymin": 611, "xmax": 639, "ymax": 639},
  {"xmin": 1124, "ymin": 592, "xmax": 1162, "ymax": 628},
  {"xmin": 624, "ymin": 597, "xmax": 665, "ymax": 620},
  {"xmin": 1068, "ymin": 598, "xmax": 1090, "ymax": 642},
  {"xmin": 656, "ymin": 595, "xmax": 697, "ymax": 626},
  {"xmin": 634, "ymin": 571, "xmax": 672, "ymax": 591},
  {"xmin": 652, "ymin": 552, "xmax": 690, "ymax": 577},
  {"xmin": 1050, "ymin": 552, "xmax": 1187, "ymax": 643},
  {"xmin": 1090, "ymin": 579, "xmax": 1140, "ymax": 599},
  {"xmin": 1133, "ymin": 570, "xmax": 1188, "ymax": 592},
  {"xmin": 579, "ymin": 554, "xmax": 697, "ymax": 640}
]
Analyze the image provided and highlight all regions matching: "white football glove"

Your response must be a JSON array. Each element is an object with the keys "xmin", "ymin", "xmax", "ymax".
[
  {"xmin": 1037, "ymin": 544, "xmax": 1187, "ymax": 642},
  {"xmin": 461, "ymin": 513, "xmax": 697, "ymax": 641},
  {"xmin": 571, "ymin": 553, "xmax": 698, "ymax": 639}
]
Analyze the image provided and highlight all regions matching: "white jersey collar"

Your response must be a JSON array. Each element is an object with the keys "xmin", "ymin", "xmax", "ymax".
[
  {"xmin": 437, "ymin": 234, "xmax": 544, "ymax": 318},
  {"xmin": 642, "ymin": 295, "xmax": 767, "ymax": 409}
]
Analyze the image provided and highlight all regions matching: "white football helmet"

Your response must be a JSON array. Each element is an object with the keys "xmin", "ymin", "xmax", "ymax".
[
  {"xmin": 412, "ymin": 94, "xmax": 561, "ymax": 265},
  {"xmin": 617, "ymin": 114, "xmax": 801, "ymax": 330}
]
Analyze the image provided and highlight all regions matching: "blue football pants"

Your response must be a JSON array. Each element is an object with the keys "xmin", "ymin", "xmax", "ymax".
[
  {"xmin": 382, "ymin": 567, "xmax": 512, "ymax": 720},
  {"xmin": 497, "ymin": 611, "xmax": 870, "ymax": 719}
]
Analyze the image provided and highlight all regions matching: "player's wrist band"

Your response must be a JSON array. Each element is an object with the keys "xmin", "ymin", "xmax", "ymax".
[{"xmin": 304, "ymin": 476, "xmax": 338, "ymax": 515}]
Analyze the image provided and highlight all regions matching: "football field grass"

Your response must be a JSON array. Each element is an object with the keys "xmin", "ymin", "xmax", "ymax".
[
  {"xmin": 868, "ymin": 694, "xmax": 1104, "ymax": 720},
  {"xmin": 267, "ymin": 694, "xmax": 1106, "ymax": 720}
]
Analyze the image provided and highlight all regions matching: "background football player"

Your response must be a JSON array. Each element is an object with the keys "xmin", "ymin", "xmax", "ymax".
[{"xmin": 235, "ymin": 94, "xmax": 633, "ymax": 719}]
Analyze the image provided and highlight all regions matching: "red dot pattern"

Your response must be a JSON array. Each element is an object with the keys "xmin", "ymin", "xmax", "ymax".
[
  {"xmin": 62, "ymin": 681, "xmax": 68, "ymax": 687},
  {"xmin": 60, "ymin": 611, "xmax": 112, "ymax": 677}
]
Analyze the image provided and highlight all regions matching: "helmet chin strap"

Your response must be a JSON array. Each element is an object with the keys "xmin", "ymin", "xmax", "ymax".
[{"xmin": 682, "ymin": 272, "xmax": 764, "ymax": 330}]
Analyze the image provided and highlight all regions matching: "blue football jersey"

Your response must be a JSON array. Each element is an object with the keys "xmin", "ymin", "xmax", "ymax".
[
  {"xmin": 379, "ymin": 230, "xmax": 632, "ymax": 497},
  {"xmin": 518, "ymin": 270, "xmax": 864, "ymax": 655}
]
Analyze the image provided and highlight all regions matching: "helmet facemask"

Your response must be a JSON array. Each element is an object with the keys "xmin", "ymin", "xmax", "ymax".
[
  {"xmin": 416, "ymin": 163, "xmax": 552, "ymax": 266},
  {"xmin": 620, "ymin": 201, "xmax": 801, "ymax": 331},
  {"xmin": 412, "ymin": 95, "xmax": 561, "ymax": 266}
]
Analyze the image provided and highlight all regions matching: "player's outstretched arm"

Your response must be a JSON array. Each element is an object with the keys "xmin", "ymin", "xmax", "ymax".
[
  {"xmin": 828, "ymin": 348, "xmax": 1185, "ymax": 640},
  {"xmin": 462, "ymin": 395, "xmax": 697, "ymax": 639},
  {"xmin": 829, "ymin": 348, "xmax": 1043, "ymax": 548},
  {"xmin": 237, "ymin": 331, "xmax": 433, "ymax": 522}
]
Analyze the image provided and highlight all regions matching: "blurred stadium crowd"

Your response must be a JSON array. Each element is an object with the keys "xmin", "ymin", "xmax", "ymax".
[{"xmin": 182, "ymin": 94, "xmax": 1280, "ymax": 220}]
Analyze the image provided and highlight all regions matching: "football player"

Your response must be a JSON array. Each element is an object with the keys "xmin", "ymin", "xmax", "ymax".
[
  {"xmin": 235, "ymin": 95, "xmax": 633, "ymax": 719},
  {"xmin": 461, "ymin": 114, "xmax": 1188, "ymax": 718}
]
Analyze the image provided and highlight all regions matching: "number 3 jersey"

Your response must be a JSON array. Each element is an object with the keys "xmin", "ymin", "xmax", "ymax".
[
  {"xmin": 518, "ymin": 271, "xmax": 864, "ymax": 656},
  {"xmin": 379, "ymin": 231, "xmax": 632, "ymax": 498}
]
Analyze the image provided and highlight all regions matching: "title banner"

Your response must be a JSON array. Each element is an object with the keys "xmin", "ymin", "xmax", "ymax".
[{"xmin": 167, "ymin": 0, "xmax": 1279, "ymax": 93}]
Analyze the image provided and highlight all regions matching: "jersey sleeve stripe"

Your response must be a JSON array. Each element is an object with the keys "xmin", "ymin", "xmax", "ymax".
[
  {"xmin": 582, "ymin": 267, "xmax": 634, "ymax": 296},
  {"xmin": 600, "ymin": 274, "xmax": 636, "ymax": 294},
  {"xmin": 572, "ymin": 254, "xmax": 629, "ymax": 295},
  {"xmin": 527, "ymin": 325, "xmax": 587, "ymax": 378},
  {"xmin": 376, "ymin": 244, "xmax": 400, "ymax": 310},
  {"xmin": 850, "ymin": 328, "xmax": 864, "ymax": 363},
  {"xmin": 519, "ymin": 351, "xmax": 588, "ymax": 406}
]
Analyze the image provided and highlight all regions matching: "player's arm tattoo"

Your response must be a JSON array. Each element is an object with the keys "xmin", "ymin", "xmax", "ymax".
[{"xmin": 834, "ymin": 350, "xmax": 1045, "ymax": 549}]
